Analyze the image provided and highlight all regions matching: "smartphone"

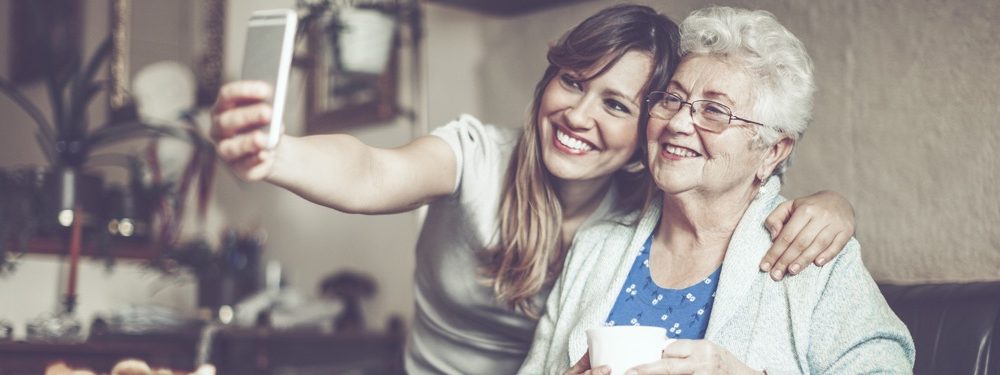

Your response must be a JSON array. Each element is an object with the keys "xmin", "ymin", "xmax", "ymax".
[{"xmin": 240, "ymin": 9, "xmax": 297, "ymax": 149}]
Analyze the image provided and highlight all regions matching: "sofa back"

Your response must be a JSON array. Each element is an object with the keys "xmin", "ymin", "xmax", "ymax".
[{"xmin": 880, "ymin": 281, "xmax": 1000, "ymax": 375}]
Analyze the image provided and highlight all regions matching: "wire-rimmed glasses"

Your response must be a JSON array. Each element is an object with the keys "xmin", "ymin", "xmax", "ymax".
[{"xmin": 645, "ymin": 91, "xmax": 764, "ymax": 133}]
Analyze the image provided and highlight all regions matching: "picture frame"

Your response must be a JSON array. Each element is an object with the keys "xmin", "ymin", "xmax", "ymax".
[
  {"xmin": 300, "ymin": 8, "xmax": 400, "ymax": 133},
  {"xmin": 108, "ymin": 0, "xmax": 226, "ymax": 120}
]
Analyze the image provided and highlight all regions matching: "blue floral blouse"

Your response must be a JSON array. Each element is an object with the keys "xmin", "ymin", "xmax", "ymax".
[{"xmin": 605, "ymin": 234, "xmax": 722, "ymax": 339}]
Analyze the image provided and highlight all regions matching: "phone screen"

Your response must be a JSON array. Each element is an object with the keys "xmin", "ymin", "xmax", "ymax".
[{"xmin": 241, "ymin": 10, "xmax": 296, "ymax": 149}]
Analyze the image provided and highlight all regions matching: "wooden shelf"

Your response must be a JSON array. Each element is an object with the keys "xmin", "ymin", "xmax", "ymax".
[
  {"xmin": 0, "ymin": 338, "xmax": 198, "ymax": 374},
  {"xmin": 20, "ymin": 236, "xmax": 159, "ymax": 260},
  {"xmin": 0, "ymin": 322, "xmax": 405, "ymax": 375}
]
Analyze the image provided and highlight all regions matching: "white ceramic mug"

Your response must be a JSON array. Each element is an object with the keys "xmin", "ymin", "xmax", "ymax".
[{"xmin": 586, "ymin": 326, "xmax": 676, "ymax": 375}]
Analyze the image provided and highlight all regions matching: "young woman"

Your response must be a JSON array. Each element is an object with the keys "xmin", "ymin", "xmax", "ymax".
[{"xmin": 211, "ymin": 5, "xmax": 855, "ymax": 374}]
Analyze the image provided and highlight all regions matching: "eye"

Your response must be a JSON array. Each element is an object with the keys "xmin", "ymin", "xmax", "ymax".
[
  {"xmin": 665, "ymin": 93, "xmax": 684, "ymax": 103},
  {"xmin": 703, "ymin": 101, "xmax": 730, "ymax": 116},
  {"xmin": 560, "ymin": 74, "xmax": 582, "ymax": 91},
  {"xmin": 604, "ymin": 99, "xmax": 632, "ymax": 115}
]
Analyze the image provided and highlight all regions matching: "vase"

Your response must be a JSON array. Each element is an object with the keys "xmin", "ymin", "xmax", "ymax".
[
  {"xmin": 38, "ymin": 167, "xmax": 104, "ymax": 233},
  {"xmin": 334, "ymin": 8, "xmax": 396, "ymax": 75},
  {"xmin": 0, "ymin": 167, "xmax": 100, "ymax": 236}
]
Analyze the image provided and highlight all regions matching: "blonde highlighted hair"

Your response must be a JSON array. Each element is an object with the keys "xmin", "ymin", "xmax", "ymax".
[{"xmin": 482, "ymin": 4, "xmax": 680, "ymax": 317}]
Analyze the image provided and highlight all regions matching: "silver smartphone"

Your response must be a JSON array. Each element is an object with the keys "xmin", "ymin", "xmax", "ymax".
[{"xmin": 240, "ymin": 9, "xmax": 297, "ymax": 149}]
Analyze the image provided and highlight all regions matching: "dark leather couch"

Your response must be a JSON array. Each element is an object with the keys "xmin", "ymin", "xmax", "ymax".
[{"xmin": 879, "ymin": 281, "xmax": 1000, "ymax": 375}]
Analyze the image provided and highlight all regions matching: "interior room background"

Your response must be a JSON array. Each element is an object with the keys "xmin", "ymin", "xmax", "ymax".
[{"xmin": 0, "ymin": 0, "xmax": 997, "ymax": 339}]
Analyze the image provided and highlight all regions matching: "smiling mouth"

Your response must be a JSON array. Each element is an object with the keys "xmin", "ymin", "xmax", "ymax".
[
  {"xmin": 555, "ymin": 128, "xmax": 595, "ymax": 152},
  {"xmin": 662, "ymin": 143, "xmax": 702, "ymax": 158}
]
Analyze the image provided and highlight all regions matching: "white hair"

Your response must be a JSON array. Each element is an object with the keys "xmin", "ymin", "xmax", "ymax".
[{"xmin": 679, "ymin": 6, "xmax": 815, "ymax": 176}]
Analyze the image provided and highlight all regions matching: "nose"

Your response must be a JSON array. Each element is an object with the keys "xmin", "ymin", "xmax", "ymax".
[
  {"xmin": 563, "ymin": 95, "xmax": 598, "ymax": 131},
  {"xmin": 664, "ymin": 102, "xmax": 696, "ymax": 135}
]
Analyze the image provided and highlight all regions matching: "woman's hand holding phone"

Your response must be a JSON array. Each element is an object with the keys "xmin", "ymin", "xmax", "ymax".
[
  {"xmin": 213, "ymin": 9, "xmax": 296, "ymax": 181},
  {"xmin": 211, "ymin": 81, "xmax": 281, "ymax": 181}
]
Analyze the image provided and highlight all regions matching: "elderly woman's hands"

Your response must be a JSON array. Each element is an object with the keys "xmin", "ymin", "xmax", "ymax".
[
  {"xmin": 565, "ymin": 351, "xmax": 611, "ymax": 375},
  {"xmin": 627, "ymin": 340, "xmax": 762, "ymax": 375},
  {"xmin": 760, "ymin": 190, "xmax": 856, "ymax": 280}
]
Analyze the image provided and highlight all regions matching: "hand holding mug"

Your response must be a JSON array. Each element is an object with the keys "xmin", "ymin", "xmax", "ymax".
[
  {"xmin": 565, "ymin": 351, "xmax": 609, "ymax": 375},
  {"xmin": 585, "ymin": 326, "xmax": 675, "ymax": 375},
  {"xmin": 626, "ymin": 339, "xmax": 762, "ymax": 375}
]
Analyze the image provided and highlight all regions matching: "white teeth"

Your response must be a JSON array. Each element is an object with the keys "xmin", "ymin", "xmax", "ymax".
[
  {"xmin": 556, "ymin": 129, "xmax": 594, "ymax": 152},
  {"xmin": 664, "ymin": 144, "xmax": 699, "ymax": 158}
]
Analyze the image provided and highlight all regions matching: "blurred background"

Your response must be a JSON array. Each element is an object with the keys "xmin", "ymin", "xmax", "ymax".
[{"xmin": 0, "ymin": 0, "xmax": 997, "ymax": 372}]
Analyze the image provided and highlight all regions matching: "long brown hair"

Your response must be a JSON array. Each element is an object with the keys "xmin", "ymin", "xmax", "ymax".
[{"xmin": 483, "ymin": 4, "xmax": 680, "ymax": 317}]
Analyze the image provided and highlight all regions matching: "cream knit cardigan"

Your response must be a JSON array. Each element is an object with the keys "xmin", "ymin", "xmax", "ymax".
[{"xmin": 519, "ymin": 177, "xmax": 914, "ymax": 374}]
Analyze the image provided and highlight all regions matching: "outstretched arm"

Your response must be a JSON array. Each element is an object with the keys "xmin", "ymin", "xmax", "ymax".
[
  {"xmin": 212, "ymin": 81, "xmax": 456, "ymax": 214},
  {"xmin": 759, "ymin": 190, "xmax": 856, "ymax": 281}
]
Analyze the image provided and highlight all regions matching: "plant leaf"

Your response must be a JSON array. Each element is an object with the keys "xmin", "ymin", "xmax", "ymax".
[
  {"xmin": 83, "ymin": 122, "xmax": 178, "ymax": 153},
  {"xmin": 67, "ymin": 37, "xmax": 112, "ymax": 136},
  {"xmin": 34, "ymin": 133, "xmax": 56, "ymax": 164},
  {"xmin": 55, "ymin": 53, "xmax": 80, "ymax": 99},
  {"xmin": 0, "ymin": 76, "xmax": 57, "ymax": 152},
  {"xmin": 79, "ymin": 37, "xmax": 112, "ymax": 90},
  {"xmin": 67, "ymin": 83, "xmax": 104, "ymax": 140}
]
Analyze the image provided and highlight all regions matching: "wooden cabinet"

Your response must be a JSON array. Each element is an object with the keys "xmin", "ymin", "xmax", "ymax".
[
  {"xmin": 215, "ymin": 328, "xmax": 404, "ymax": 374},
  {"xmin": 0, "ymin": 321, "xmax": 405, "ymax": 375},
  {"xmin": 0, "ymin": 337, "xmax": 197, "ymax": 375}
]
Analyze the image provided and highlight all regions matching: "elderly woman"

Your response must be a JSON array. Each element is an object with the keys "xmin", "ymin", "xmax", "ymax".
[{"xmin": 520, "ymin": 6, "xmax": 914, "ymax": 374}]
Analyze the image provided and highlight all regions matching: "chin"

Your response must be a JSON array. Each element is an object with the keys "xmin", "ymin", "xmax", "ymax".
[
  {"xmin": 655, "ymin": 183, "xmax": 694, "ymax": 196},
  {"xmin": 650, "ymin": 169, "xmax": 697, "ymax": 195},
  {"xmin": 541, "ymin": 152, "xmax": 578, "ymax": 180},
  {"xmin": 652, "ymin": 176, "xmax": 688, "ymax": 194}
]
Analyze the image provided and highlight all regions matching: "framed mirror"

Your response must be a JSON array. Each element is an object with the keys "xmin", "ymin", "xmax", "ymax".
[
  {"xmin": 109, "ymin": 0, "xmax": 226, "ymax": 121},
  {"xmin": 298, "ymin": 4, "xmax": 403, "ymax": 133}
]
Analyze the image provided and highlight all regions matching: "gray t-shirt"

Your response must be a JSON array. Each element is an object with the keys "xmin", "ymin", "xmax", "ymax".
[{"xmin": 409, "ymin": 115, "xmax": 618, "ymax": 374}]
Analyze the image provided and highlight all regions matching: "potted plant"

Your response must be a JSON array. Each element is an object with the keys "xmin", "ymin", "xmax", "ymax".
[
  {"xmin": 0, "ymin": 4, "xmax": 215, "ymax": 271},
  {"xmin": 298, "ymin": 0, "xmax": 397, "ymax": 75}
]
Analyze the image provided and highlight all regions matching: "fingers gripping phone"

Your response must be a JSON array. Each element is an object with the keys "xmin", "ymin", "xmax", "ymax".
[{"xmin": 241, "ymin": 9, "xmax": 297, "ymax": 149}]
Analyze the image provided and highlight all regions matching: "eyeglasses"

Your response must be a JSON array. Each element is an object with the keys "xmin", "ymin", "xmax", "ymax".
[{"xmin": 645, "ymin": 91, "xmax": 765, "ymax": 133}]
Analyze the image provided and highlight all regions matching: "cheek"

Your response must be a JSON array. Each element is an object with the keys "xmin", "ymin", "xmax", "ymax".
[
  {"xmin": 601, "ymin": 119, "xmax": 640, "ymax": 153},
  {"xmin": 539, "ymin": 79, "xmax": 570, "ymax": 112},
  {"xmin": 702, "ymin": 153, "xmax": 742, "ymax": 178},
  {"xmin": 617, "ymin": 126, "xmax": 640, "ymax": 152},
  {"xmin": 645, "ymin": 119, "xmax": 665, "ymax": 141},
  {"xmin": 703, "ymin": 146, "xmax": 764, "ymax": 181}
]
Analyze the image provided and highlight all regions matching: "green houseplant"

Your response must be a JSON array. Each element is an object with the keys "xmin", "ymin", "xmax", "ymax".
[{"xmin": 0, "ymin": 8, "xmax": 215, "ymax": 273}]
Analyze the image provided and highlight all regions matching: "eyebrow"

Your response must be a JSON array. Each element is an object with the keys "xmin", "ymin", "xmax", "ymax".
[
  {"xmin": 566, "ymin": 67, "xmax": 641, "ymax": 109},
  {"xmin": 666, "ymin": 81, "xmax": 688, "ymax": 96},
  {"xmin": 667, "ymin": 81, "xmax": 736, "ymax": 106},
  {"xmin": 703, "ymin": 90, "xmax": 736, "ymax": 106}
]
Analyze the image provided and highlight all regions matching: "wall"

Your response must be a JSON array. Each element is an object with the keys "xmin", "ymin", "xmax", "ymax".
[{"xmin": 465, "ymin": 0, "xmax": 1000, "ymax": 283}]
